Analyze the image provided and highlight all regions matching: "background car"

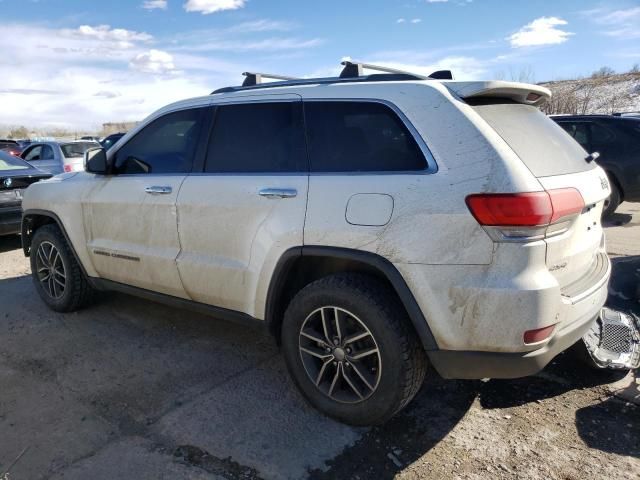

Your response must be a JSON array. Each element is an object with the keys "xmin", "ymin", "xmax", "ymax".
[
  {"xmin": 20, "ymin": 140, "xmax": 99, "ymax": 175},
  {"xmin": 552, "ymin": 114, "xmax": 640, "ymax": 217},
  {"xmin": 100, "ymin": 132, "xmax": 125, "ymax": 150},
  {"xmin": 0, "ymin": 139, "xmax": 23, "ymax": 157},
  {"xmin": 0, "ymin": 150, "xmax": 51, "ymax": 236}
]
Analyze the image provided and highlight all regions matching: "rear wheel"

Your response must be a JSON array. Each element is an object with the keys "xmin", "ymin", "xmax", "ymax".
[
  {"xmin": 281, "ymin": 273, "xmax": 427, "ymax": 425},
  {"xmin": 30, "ymin": 224, "xmax": 95, "ymax": 312},
  {"xmin": 602, "ymin": 179, "xmax": 620, "ymax": 218}
]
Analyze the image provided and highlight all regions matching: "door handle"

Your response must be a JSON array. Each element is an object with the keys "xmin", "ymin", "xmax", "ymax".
[
  {"xmin": 258, "ymin": 188, "xmax": 297, "ymax": 199},
  {"xmin": 145, "ymin": 186, "xmax": 172, "ymax": 195}
]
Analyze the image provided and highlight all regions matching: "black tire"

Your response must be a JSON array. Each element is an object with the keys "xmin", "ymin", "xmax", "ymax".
[
  {"xmin": 602, "ymin": 179, "xmax": 621, "ymax": 218},
  {"xmin": 281, "ymin": 273, "xmax": 427, "ymax": 426},
  {"xmin": 30, "ymin": 224, "xmax": 95, "ymax": 312}
]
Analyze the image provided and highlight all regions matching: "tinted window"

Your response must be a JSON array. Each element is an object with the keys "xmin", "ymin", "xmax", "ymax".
[
  {"xmin": 115, "ymin": 108, "xmax": 204, "ymax": 174},
  {"xmin": 559, "ymin": 122, "xmax": 590, "ymax": 149},
  {"xmin": 0, "ymin": 141, "xmax": 18, "ymax": 150},
  {"xmin": 101, "ymin": 133, "xmax": 125, "ymax": 150},
  {"xmin": 304, "ymin": 101, "xmax": 427, "ymax": 172},
  {"xmin": 591, "ymin": 123, "xmax": 616, "ymax": 144},
  {"xmin": 205, "ymin": 102, "xmax": 306, "ymax": 173},
  {"xmin": 473, "ymin": 104, "xmax": 595, "ymax": 177}
]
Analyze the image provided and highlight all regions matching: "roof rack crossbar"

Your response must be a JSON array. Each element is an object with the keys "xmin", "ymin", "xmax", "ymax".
[
  {"xmin": 339, "ymin": 60, "xmax": 426, "ymax": 79},
  {"xmin": 242, "ymin": 71, "xmax": 300, "ymax": 87}
]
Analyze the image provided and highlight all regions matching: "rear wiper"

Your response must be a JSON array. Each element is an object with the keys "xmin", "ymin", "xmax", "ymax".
[{"xmin": 585, "ymin": 151, "xmax": 600, "ymax": 163}]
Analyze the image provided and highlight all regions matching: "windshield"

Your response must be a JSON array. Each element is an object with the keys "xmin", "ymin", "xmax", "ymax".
[
  {"xmin": 0, "ymin": 151, "xmax": 30, "ymax": 170},
  {"xmin": 61, "ymin": 142, "xmax": 98, "ymax": 158},
  {"xmin": 471, "ymin": 101, "xmax": 596, "ymax": 177}
]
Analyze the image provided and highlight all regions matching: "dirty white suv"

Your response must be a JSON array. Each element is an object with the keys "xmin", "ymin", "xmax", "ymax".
[{"xmin": 21, "ymin": 62, "xmax": 612, "ymax": 425}]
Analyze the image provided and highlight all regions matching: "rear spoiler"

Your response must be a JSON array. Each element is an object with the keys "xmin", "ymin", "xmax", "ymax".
[{"xmin": 445, "ymin": 81, "xmax": 551, "ymax": 107}]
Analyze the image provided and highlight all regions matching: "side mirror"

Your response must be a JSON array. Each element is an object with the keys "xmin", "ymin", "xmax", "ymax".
[{"xmin": 84, "ymin": 147, "xmax": 109, "ymax": 174}]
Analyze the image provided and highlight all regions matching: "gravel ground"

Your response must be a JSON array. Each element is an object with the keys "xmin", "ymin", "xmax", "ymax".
[{"xmin": 0, "ymin": 204, "xmax": 638, "ymax": 480}]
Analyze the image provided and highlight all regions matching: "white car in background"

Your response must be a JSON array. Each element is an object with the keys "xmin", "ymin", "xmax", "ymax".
[{"xmin": 21, "ymin": 140, "xmax": 99, "ymax": 175}]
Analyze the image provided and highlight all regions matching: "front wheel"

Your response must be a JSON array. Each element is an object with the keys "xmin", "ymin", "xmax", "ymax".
[
  {"xmin": 30, "ymin": 224, "xmax": 96, "ymax": 312},
  {"xmin": 281, "ymin": 273, "xmax": 427, "ymax": 426}
]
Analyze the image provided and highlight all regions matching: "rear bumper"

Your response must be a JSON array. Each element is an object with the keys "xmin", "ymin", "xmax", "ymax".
[
  {"xmin": 0, "ymin": 206, "xmax": 22, "ymax": 236},
  {"xmin": 429, "ymin": 311, "xmax": 599, "ymax": 379},
  {"xmin": 428, "ymin": 271, "xmax": 609, "ymax": 379}
]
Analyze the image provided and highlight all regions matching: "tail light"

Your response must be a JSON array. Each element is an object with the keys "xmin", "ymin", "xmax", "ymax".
[
  {"xmin": 63, "ymin": 164, "xmax": 73, "ymax": 173},
  {"xmin": 466, "ymin": 188, "xmax": 584, "ymax": 242},
  {"xmin": 524, "ymin": 324, "xmax": 556, "ymax": 344}
]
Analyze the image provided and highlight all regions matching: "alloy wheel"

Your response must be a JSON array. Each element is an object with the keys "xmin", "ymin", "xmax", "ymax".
[
  {"xmin": 35, "ymin": 241, "xmax": 66, "ymax": 299},
  {"xmin": 298, "ymin": 306, "xmax": 382, "ymax": 403}
]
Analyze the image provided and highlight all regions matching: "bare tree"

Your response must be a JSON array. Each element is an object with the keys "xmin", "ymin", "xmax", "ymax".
[{"xmin": 591, "ymin": 66, "xmax": 615, "ymax": 78}]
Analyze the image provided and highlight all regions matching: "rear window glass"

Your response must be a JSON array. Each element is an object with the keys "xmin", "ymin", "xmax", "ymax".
[
  {"xmin": 61, "ymin": 142, "xmax": 98, "ymax": 158},
  {"xmin": 472, "ymin": 102, "xmax": 595, "ymax": 177},
  {"xmin": 0, "ymin": 151, "xmax": 29, "ymax": 170}
]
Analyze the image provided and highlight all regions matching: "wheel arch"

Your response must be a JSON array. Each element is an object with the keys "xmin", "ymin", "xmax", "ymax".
[
  {"xmin": 265, "ymin": 246, "xmax": 439, "ymax": 352},
  {"xmin": 21, "ymin": 209, "xmax": 90, "ymax": 279},
  {"xmin": 604, "ymin": 168, "xmax": 625, "ymax": 201}
]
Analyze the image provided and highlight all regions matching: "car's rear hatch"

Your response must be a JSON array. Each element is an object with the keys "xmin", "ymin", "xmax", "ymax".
[{"xmin": 450, "ymin": 82, "xmax": 610, "ymax": 298}]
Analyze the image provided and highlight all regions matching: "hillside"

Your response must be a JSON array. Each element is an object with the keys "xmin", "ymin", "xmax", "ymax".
[{"xmin": 540, "ymin": 72, "xmax": 640, "ymax": 115}]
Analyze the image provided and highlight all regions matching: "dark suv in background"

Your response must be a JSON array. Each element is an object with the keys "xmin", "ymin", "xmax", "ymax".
[{"xmin": 552, "ymin": 115, "xmax": 640, "ymax": 216}]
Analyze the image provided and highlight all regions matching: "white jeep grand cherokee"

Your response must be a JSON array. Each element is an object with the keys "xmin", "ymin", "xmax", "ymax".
[{"xmin": 21, "ymin": 62, "xmax": 611, "ymax": 425}]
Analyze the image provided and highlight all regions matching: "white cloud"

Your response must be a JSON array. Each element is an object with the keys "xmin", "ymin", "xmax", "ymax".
[
  {"xmin": 583, "ymin": 6, "xmax": 640, "ymax": 39},
  {"xmin": 228, "ymin": 19, "xmax": 295, "ymax": 33},
  {"xmin": 183, "ymin": 0, "xmax": 245, "ymax": 14},
  {"xmin": 411, "ymin": 18, "xmax": 422, "ymax": 24},
  {"xmin": 509, "ymin": 17, "xmax": 573, "ymax": 48},
  {"xmin": 61, "ymin": 24, "xmax": 153, "ymax": 49},
  {"xmin": 596, "ymin": 6, "xmax": 640, "ymax": 25},
  {"xmin": 173, "ymin": 37, "xmax": 324, "ymax": 53},
  {"xmin": 426, "ymin": 0, "xmax": 449, "ymax": 3},
  {"xmin": 0, "ymin": 24, "xmax": 236, "ymax": 129},
  {"xmin": 397, "ymin": 18, "xmax": 406, "ymax": 23},
  {"xmin": 142, "ymin": 0, "xmax": 168, "ymax": 10},
  {"xmin": 129, "ymin": 49, "xmax": 178, "ymax": 74}
]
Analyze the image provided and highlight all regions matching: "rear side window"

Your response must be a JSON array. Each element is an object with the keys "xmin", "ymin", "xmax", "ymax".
[
  {"xmin": 304, "ymin": 101, "xmax": 427, "ymax": 172},
  {"xmin": 205, "ymin": 102, "xmax": 306, "ymax": 173},
  {"xmin": 558, "ymin": 122, "xmax": 591, "ymax": 149},
  {"xmin": 472, "ymin": 102, "xmax": 595, "ymax": 177},
  {"xmin": 61, "ymin": 142, "xmax": 97, "ymax": 158},
  {"xmin": 114, "ymin": 108, "xmax": 205, "ymax": 174},
  {"xmin": 591, "ymin": 123, "xmax": 616, "ymax": 144}
]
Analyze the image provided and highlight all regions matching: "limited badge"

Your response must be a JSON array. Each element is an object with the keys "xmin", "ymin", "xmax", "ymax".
[{"xmin": 600, "ymin": 176, "xmax": 609, "ymax": 190}]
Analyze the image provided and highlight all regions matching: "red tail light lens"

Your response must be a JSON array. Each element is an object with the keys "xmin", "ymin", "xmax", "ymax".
[
  {"xmin": 524, "ymin": 324, "xmax": 555, "ymax": 344},
  {"xmin": 466, "ymin": 188, "xmax": 584, "ymax": 227},
  {"xmin": 63, "ymin": 164, "xmax": 73, "ymax": 173}
]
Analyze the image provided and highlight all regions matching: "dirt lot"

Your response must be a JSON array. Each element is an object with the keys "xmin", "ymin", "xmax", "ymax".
[{"xmin": 0, "ymin": 204, "xmax": 639, "ymax": 480}]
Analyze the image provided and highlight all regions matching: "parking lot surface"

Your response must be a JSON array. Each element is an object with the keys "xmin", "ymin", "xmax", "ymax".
[{"xmin": 0, "ymin": 204, "xmax": 638, "ymax": 480}]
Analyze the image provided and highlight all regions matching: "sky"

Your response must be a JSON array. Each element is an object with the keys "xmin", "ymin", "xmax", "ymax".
[{"xmin": 0, "ymin": 0, "xmax": 639, "ymax": 130}]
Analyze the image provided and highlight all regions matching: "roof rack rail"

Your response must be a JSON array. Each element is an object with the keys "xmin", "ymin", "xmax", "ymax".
[
  {"xmin": 340, "ymin": 60, "xmax": 425, "ymax": 79},
  {"xmin": 339, "ymin": 60, "xmax": 453, "ymax": 80},
  {"xmin": 210, "ymin": 60, "xmax": 454, "ymax": 94},
  {"xmin": 241, "ymin": 71, "xmax": 299, "ymax": 87}
]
